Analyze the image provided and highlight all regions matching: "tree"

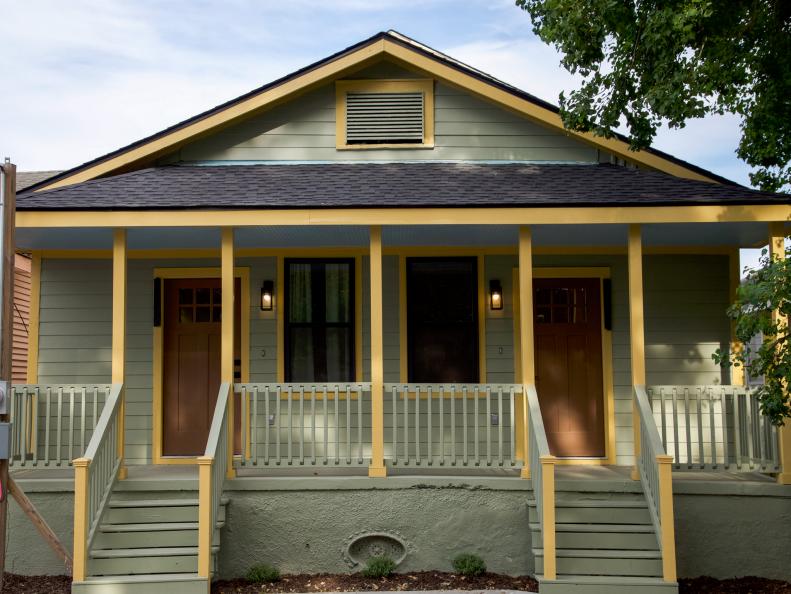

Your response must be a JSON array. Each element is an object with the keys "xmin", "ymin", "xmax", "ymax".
[
  {"xmin": 515, "ymin": 0, "xmax": 791, "ymax": 192},
  {"xmin": 712, "ymin": 241, "xmax": 791, "ymax": 426}
]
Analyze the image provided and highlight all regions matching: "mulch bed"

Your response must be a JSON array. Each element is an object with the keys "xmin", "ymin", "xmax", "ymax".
[
  {"xmin": 680, "ymin": 577, "xmax": 791, "ymax": 594},
  {"xmin": 4, "ymin": 573, "xmax": 791, "ymax": 593},
  {"xmin": 212, "ymin": 572, "xmax": 539, "ymax": 593}
]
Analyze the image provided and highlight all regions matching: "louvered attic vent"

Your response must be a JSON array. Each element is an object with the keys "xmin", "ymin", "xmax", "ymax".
[{"xmin": 345, "ymin": 91, "xmax": 424, "ymax": 145}]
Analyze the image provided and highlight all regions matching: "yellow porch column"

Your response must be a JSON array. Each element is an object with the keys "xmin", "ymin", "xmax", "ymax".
[
  {"xmin": 369, "ymin": 225, "xmax": 387, "ymax": 477},
  {"xmin": 112, "ymin": 229, "xmax": 127, "ymax": 479},
  {"xmin": 769, "ymin": 223, "xmax": 791, "ymax": 484},
  {"xmin": 518, "ymin": 226, "xmax": 535, "ymax": 479},
  {"xmin": 628, "ymin": 224, "xmax": 646, "ymax": 479},
  {"xmin": 729, "ymin": 249, "xmax": 746, "ymax": 386},
  {"xmin": 221, "ymin": 227, "xmax": 236, "ymax": 479}
]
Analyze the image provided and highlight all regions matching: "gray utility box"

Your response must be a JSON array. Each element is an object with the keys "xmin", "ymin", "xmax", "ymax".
[{"xmin": 0, "ymin": 422, "xmax": 10, "ymax": 460}]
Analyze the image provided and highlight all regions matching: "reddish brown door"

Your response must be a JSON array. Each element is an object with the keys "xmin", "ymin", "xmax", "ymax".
[
  {"xmin": 534, "ymin": 278, "xmax": 605, "ymax": 457},
  {"xmin": 163, "ymin": 278, "xmax": 240, "ymax": 456}
]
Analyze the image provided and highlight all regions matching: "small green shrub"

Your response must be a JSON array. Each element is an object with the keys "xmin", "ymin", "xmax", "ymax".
[
  {"xmin": 362, "ymin": 555, "xmax": 396, "ymax": 578},
  {"xmin": 452, "ymin": 553, "xmax": 486, "ymax": 576},
  {"xmin": 245, "ymin": 563, "xmax": 281, "ymax": 583}
]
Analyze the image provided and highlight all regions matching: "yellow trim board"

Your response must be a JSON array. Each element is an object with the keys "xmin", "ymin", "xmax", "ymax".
[
  {"xmin": 17, "ymin": 204, "xmax": 791, "ymax": 229},
  {"xmin": 152, "ymin": 266, "xmax": 250, "ymax": 465},
  {"xmin": 512, "ymin": 265, "xmax": 617, "ymax": 465},
  {"xmin": 37, "ymin": 34, "xmax": 725, "ymax": 191}
]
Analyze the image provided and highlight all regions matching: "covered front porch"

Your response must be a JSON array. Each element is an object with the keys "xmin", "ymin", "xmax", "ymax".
[{"xmin": 9, "ymin": 216, "xmax": 791, "ymax": 586}]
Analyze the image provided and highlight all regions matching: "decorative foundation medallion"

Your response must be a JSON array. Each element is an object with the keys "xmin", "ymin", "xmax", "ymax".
[{"xmin": 342, "ymin": 531, "xmax": 409, "ymax": 568}]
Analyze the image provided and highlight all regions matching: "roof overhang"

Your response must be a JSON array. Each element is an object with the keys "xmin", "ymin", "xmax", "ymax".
[{"xmin": 33, "ymin": 32, "xmax": 732, "ymax": 192}]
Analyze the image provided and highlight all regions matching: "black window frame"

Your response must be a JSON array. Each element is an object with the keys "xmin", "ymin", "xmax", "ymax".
[{"xmin": 284, "ymin": 257, "xmax": 355, "ymax": 382}]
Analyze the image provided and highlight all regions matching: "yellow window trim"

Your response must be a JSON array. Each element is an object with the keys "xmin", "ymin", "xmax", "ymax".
[
  {"xmin": 152, "ymin": 266, "xmax": 250, "ymax": 465},
  {"xmin": 335, "ymin": 79, "xmax": 434, "ymax": 150},
  {"xmin": 512, "ymin": 266, "xmax": 617, "ymax": 465}
]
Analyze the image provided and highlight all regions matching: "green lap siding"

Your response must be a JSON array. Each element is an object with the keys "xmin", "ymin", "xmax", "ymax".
[{"xmin": 34, "ymin": 254, "xmax": 732, "ymax": 466}]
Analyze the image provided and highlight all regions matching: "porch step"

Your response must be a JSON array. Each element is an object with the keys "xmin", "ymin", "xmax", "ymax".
[
  {"xmin": 72, "ymin": 573, "xmax": 209, "ymax": 594},
  {"xmin": 529, "ymin": 522, "xmax": 658, "ymax": 550},
  {"xmin": 528, "ymin": 490, "xmax": 676, "ymax": 593},
  {"xmin": 527, "ymin": 498, "xmax": 653, "ymax": 524},
  {"xmin": 85, "ymin": 493, "xmax": 228, "ymax": 579},
  {"xmin": 536, "ymin": 575, "xmax": 677, "ymax": 594}
]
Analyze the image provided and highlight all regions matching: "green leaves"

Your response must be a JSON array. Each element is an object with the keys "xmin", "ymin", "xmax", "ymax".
[
  {"xmin": 516, "ymin": 0, "xmax": 791, "ymax": 192},
  {"xmin": 712, "ymin": 242, "xmax": 791, "ymax": 426}
]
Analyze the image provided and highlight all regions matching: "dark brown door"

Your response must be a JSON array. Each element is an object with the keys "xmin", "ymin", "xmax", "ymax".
[
  {"xmin": 163, "ymin": 278, "xmax": 241, "ymax": 456},
  {"xmin": 534, "ymin": 278, "xmax": 605, "ymax": 457},
  {"xmin": 407, "ymin": 258, "xmax": 478, "ymax": 383}
]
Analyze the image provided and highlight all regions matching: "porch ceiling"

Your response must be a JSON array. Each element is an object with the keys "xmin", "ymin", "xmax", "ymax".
[{"xmin": 16, "ymin": 222, "xmax": 772, "ymax": 252}]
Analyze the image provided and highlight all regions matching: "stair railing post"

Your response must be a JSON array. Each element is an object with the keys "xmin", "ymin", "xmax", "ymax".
[
  {"xmin": 657, "ymin": 453, "xmax": 677, "ymax": 582},
  {"xmin": 540, "ymin": 454, "xmax": 556, "ymax": 580},
  {"xmin": 197, "ymin": 456, "xmax": 213, "ymax": 580},
  {"xmin": 72, "ymin": 457, "xmax": 90, "ymax": 581}
]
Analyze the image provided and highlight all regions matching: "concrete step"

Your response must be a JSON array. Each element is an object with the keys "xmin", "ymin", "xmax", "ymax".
[
  {"xmin": 537, "ymin": 574, "xmax": 678, "ymax": 594},
  {"xmin": 88, "ymin": 546, "xmax": 219, "ymax": 576},
  {"xmin": 530, "ymin": 522, "xmax": 659, "ymax": 550},
  {"xmin": 72, "ymin": 573, "xmax": 209, "ymax": 594},
  {"xmin": 528, "ymin": 499, "xmax": 652, "ymax": 524},
  {"xmin": 535, "ymin": 548, "xmax": 663, "ymax": 577}
]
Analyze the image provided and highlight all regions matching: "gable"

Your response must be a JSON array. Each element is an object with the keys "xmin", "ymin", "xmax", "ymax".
[
  {"xmin": 32, "ymin": 31, "xmax": 730, "ymax": 191},
  {"xmin": 169, "ymin": 61, "xmax": 599, "ymax": 164}
]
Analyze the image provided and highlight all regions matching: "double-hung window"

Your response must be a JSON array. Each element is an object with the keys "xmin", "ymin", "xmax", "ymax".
[{"xmin": 285, "ymin": 258, "xmax": 355, "ymax": 382}]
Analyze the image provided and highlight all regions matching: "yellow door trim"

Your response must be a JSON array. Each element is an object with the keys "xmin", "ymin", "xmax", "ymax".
[
  {"xmin": 151, "ymin": 266, "xmax": 250, "ymax": 465},
  {"xmin": 512, "ymin": 265, "xmax": 617, "ymax": 465}
]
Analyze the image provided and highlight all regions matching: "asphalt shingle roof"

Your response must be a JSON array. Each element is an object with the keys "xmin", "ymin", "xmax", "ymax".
[{"xmin": 16, "ymin": 163, "xmax": 789, "ymax": 211}]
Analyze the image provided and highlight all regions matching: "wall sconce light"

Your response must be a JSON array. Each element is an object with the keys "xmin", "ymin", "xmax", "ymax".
[
  {"xmin": 489, "ymin": 279, "xmax": 503, "ymax": 310},
  {"xmin": 260, "ymin": 280, "xmax": 274, "ymax": 311}
]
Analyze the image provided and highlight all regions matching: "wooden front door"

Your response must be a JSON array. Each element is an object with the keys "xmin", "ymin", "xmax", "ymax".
[
  {"xmin": 163, "ymin": 278, "xmax": 240, "ymax": 456},
  {"xmin": 407, "ymin": 257, "xmax": 479, "ymax": 383},
  {"xmin": 534, "ymin": 278, "xmax": 605, "ymax": 457}
]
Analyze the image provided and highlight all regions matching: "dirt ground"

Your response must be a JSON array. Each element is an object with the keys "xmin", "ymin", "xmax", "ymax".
[{"xmin": 4, "ymin": 572, "xmax": 791, "ymax": 593}]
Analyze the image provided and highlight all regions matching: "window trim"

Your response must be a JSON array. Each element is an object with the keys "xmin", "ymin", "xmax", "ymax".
[
  {"xmin": 284, "ymin": 257, "xmax": 356, "ymax": 382},
  {"xmin": 335, "ymin": 79, "xmax": 435, "ymax": 150}
]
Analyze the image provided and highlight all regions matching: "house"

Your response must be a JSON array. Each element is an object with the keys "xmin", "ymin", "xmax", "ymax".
[{"xmin": 7, "ymin": 31, "xmax": 791, "ymax": 594}]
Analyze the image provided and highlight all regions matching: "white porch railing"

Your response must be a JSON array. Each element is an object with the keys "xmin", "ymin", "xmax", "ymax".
[
  {"xmin": 236, "ymin": 383, "xmax": 372, "ymax": 467},
  {"xmin": 525, "ymin": 384, "xmax": 556, "ymax": 580},
  {"xmin": 634, "ymin": 385, "xmax": 676, "ymax": 582},
  {"xmin": 384, "ymin": 383, "xmax": 523, "ymax": 468},
  {"xmin": 9, "ymin": 384, "xmax": 111, "ymax": 467},
  {"xmin": 647, "ymin": 385, "xmax": 780, "ymax": 472},
  {"xmin": 198, "ymin": 382, "xmax": 231, "ymax": 580},
  {"xmin": 72, "ymin": 383, "xmax": 124, "ymax": 581}
]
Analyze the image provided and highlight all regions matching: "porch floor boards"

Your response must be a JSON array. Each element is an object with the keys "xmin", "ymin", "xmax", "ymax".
[{"xmin": 11, "ymin": 463, "xmax": 777, "ymax": 485}]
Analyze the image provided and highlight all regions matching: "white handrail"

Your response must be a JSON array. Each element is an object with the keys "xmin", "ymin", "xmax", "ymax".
[
  {"xmin": 634, "ymin": 384, "xmax": 677, "ymax": 582},
  {"xmin": 525, "ymin": 384, "xmax": 556, "ymax": 580},
  {"xmin": 198, "ymin": 382, "xmax": 231, "ymax": 579},
  {"xmin": 72, "ymin": 383, "xmax": 123, "ymax": 581}
]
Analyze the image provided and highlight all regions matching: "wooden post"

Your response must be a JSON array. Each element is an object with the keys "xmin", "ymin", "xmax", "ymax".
[
  {"xmin": 221, "ymin": 228, "xmax": 236, "ymax": 479},
  {"xmin": 0, "ymin": 162, "xmax": 15, "ymax": 591},
  {"xmin": 196, "ymin": 456, "xmax": 213, "ymax": 580},
  {"xmin": 728, "ymin": 249, "xmax": 745, "ymax": 386},
  {"xmin": 657, "ymin": 453, "xmax": 677, "ymax": 581},
  {"xmin": 540, "ymin": 454, "xmax": 557, "ymax": 580},
  {"xmin": 112, "ymin": 229, "xmax": 127, "ymax": 479},
  {"xmin": 628, "ymin": 225, "xmax": 646, "ymax": 480},
  {"xmin": 368, "ymin": 225, "xmax": 386, "ymax": 477},
  {"xmin": 769, "ymin": 223, "xmax": 791, "ymax": 485},
  {"xmin": 72, "ymin": 458, "xmax": 89, "ymax": 581},
  {"xmin": 518, "ymin": 227, "xmax": 535, "ymax": 479}
]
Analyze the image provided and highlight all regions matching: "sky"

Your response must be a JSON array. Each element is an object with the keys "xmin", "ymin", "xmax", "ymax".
[{"xmin": 0, "ymin": 0, "xmax": 768, "ymax": 268}]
